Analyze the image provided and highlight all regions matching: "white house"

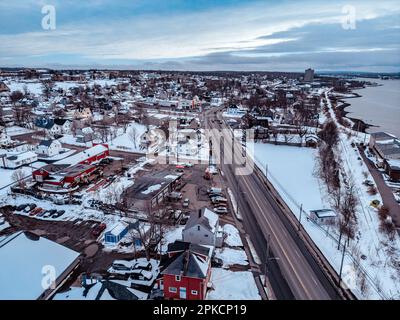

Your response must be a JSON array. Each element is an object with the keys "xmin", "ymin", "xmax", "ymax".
[
  {"xmin": 0, "ymin": 128, "xmax": 13, "ymax": 147},
  {"xmin": 182, "ymin": 208, "xmax": 224, "ymax": 247},
  {"xmin": 53, "ymin": 119, "xmax": 72, "ymax": 134},
  {"xmin": 36, "ymin": 139, "xmax": 63, "ymax": 157}
]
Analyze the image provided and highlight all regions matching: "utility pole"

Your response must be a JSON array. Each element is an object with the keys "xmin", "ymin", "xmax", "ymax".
[{"xmin": 298, "ymin": 203, "xmax": 303, "ymax": 231}]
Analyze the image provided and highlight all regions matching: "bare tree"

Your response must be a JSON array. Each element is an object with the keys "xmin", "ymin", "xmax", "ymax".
[
  {"xmin": 96, "ymin": 124, "xmax": 110, "ymax": 143},
  {"xmin": 295, "ymin": 125, "xmax": 308, "ymax": 146},
  {"xmin": 128, "ymin": 125, "xmax": 140, "ymax": 149},
  {"xmin": 12, "ymin": 169, "xmax": 26, "ymax": 190}
]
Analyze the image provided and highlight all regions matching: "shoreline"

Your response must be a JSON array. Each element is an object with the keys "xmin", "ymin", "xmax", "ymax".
[{"xmin": 334, "ymin": 91, "xmax": 377, "ymax": 134}]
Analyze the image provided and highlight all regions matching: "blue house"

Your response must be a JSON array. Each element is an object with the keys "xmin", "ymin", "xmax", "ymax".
[{"xmin": 104, "ymin": 222, "xmax": 129, "ymax": 244}]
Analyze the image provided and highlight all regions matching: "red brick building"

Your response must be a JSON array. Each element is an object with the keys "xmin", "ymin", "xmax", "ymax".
[{"xmin": 158, "ymin": 241, "xmax": 213, "ymax": 300}]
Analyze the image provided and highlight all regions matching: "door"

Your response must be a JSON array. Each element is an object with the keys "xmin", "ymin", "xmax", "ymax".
[{"xmin": 179, "ymin": 287, "xmax": 187, "ymax": 299}]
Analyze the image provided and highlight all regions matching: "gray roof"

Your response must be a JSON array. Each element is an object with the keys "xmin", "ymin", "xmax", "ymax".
[
  {"xmin": 162, "ymin": 245, "xmax": 210, "ymax": 279},
  {"xmin": 39, "ymin": 139, "xmax": 54, "ymax": 147},
  {"xmin": 184, "ymin": 208, "xmax": 214, "ymax": 232}
]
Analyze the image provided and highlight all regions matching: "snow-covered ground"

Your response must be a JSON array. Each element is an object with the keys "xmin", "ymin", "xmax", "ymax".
[
  {"xmin": 0, "ymin": 166, "xmax": 33, "ymax": 195},
  {"xmin": 215, "ymin": 247, "xmax": 248, "ymax": 267},
  {"xmin": 207, "ymin": 268, "xmax": 261, "ymax": 300},
  {"xmin": 223, "ymin": 224, "xmax": 243, "ymax": 247},
  {"xmin": 5, "ymin": 80, "xmax": 43, "ymax": 96},
  {"xmin": 60, "ymin": 122, "xmax": 148, "ymax": 154}
]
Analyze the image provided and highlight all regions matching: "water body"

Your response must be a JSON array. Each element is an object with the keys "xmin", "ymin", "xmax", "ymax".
[{"xmin": 343, "ymin": 79, "xmax": 400, "ymax": 138}]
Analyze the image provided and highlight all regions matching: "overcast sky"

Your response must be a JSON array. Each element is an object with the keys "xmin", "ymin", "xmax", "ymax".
[{"xmin": 1, "ymin": 0, "xmax": 399, "ymax": 72}]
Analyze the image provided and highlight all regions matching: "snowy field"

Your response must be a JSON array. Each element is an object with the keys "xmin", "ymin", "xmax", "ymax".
[{"xmin": 252, "ymin": 127, "xmax": 400, "ymax": 298}]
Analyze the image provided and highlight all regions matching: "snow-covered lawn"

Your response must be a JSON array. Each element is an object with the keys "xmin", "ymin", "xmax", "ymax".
[
  {"xmin": 207, "ymin": 268, "xmax": 261, "ymax": 300},
  {"xmin": 215, "ymin": 248, "xmax": 248, "ymax": 267},
  {"xmin": 254, "ymin": 143, "xmax": 324, "ymax": 211},
  {"xmin": 0, "ymin": 167, "xmax": 33, "ymax": 195},
  {"xmin": 223, "ymin": 224, "xmax": 243, "ymax": 247}
]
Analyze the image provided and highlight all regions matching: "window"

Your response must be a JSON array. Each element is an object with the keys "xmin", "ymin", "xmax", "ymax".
[
  {"xmin": 191, "ymin": 290, "xmax": 198, "ymax": 295},
  {"xmin": 175, "ymin": 275, "xmax": 181, "ymax": 282},
  {"xmin": 169, "ymin": 287, "xmax": 177, "ymax": 293}
]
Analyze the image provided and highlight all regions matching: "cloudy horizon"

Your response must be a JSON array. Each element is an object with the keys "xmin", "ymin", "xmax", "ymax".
[{"xmin": 1, "ymin": 0, "xmax": 400, "ymax": 72}]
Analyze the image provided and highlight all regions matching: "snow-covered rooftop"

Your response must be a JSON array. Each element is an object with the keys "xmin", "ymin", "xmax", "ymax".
[{"xmin": 0, "ymin": 232, "xmax": 80, "ymax": 300}]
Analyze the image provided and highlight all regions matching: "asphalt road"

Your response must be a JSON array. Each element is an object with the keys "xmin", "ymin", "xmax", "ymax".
[{"xmin": 205, "ymin": 108, "xmax": 342, "ymax": 300}]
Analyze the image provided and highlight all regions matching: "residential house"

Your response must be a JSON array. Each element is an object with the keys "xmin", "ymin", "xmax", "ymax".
[
  {"xmin": 36, "ymin": 139, "xmax": 63, "ymax": 157},
  {"xmin": 0, "ymin": 128, "xmax": 13, "ymax": 147},
  {"xmin": 158, "ymin": 241, "xmax": 213, "ymax": 300},
  {"xmin": 74, "ymin": 107, "xmax": 92, "ymax": 120},
  {"xmin": 182, "ymin": 208, "xmax": 223, "ymax": 247}
]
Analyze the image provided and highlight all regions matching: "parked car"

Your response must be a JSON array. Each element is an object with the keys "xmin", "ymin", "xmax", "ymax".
[
  {"xmin": 209, "ymin": 192, "xmax": 223, "ymax": 198},
  {"xmin": 130, "ymin": 270, "xmax": 153, "ymax": 282},
  {"xmin": 133, "ymin": 261, "xmax": 152, "ymax": 272},
  {"xmin": 52, "ymin": 210, "xmax": 65, "ymax": 218},
  {"xmin": 363, "ymin": 179, "xmax": 374, "ymax": 187},
  {"xmin": 111, "ymin": 261, "xmax": 132, "ymax": 272},
  {"xmin": 207, "ymin": 187, "xmax": 222, "ymax": 194},
  {"xmin": 214, "ymin": 207, "xmax": 228, "ymax": 214},
  {"xmin": 29, "ymin": 207, "xmax": 43, "ymax": 216},
  {"xmin": 92, "ymin": 223, "xmax": 107, "ymax": 237},
  {"xmin": 16, "ymin": 204, "xmax": 29, "ymax": 211},
  {"xmin": 24, "ymin": 203, "xmax": 37, "ymax": 213},
  {"xmin": 43, "ymin": 210, "xmax": 56, "ymax": 218},
  {"xmin": 370, "ymin": 199, "xmax": 381, "ymax": 208},
  {"xmin": 182, "ymin": 198, "xmax": 190, "ymax": 208},
  {"xmin": 211, "ymin": 197, "xmax": 228, "ymax": 204},
  {"xmin": 37, "ymin": 209, "xmax": 48, "ymax": 217}
]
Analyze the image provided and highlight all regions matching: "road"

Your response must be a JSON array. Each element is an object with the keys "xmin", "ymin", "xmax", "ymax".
[{"xmin": 204, "ymin": 108, "xmax": 346, "ymax": 300}]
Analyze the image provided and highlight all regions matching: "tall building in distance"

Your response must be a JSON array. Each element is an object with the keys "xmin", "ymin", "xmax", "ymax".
[{"xmin": 304, "ymin": 68, "xmax": 314, "ymax": 82}]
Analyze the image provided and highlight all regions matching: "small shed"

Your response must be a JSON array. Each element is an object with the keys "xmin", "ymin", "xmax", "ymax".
[
  {"xmin": 310, "ymin": 209, "xmax": 337, "ymax": 225},
  {"xmin": 104, "ymin": 222, "xmax": 129, "ymax": 244}
]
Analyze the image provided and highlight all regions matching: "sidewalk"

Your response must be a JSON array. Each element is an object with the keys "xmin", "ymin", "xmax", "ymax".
[{"xmin": 359, "ymin": 146, "xmax": 400, "ymax": 227}]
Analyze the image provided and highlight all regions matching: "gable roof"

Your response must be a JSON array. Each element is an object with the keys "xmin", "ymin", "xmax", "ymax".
[
  {"xmin": 184, "ymin": 208, "xmax": 218, "ymax": 233},
  {"xmin": 54, "ymin": 118, "xmax": 70, "ymax": 126},
  {"xmin": 162, "ymin": 243, "xmax": 211, "ymax": 279},
  {"xmin": 39, "ymin": 139, "xmax": 54, "ymax": 147}
]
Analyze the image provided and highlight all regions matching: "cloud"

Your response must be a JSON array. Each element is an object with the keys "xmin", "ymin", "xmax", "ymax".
[{"xmin": 0, "ymin": 0, "xmax": 399, "ymax": 71}]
